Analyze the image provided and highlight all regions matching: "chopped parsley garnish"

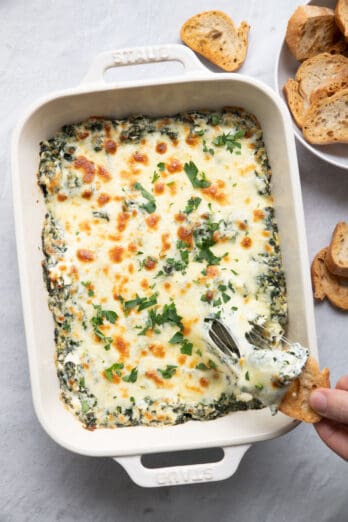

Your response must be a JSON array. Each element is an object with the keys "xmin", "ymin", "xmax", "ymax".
[
  {"xmin": 157, "ymin": 162, "xmax": 165, "ymax": 171},
  {"xmin": 82, "ymin": 281, "xmax": 95, "ymax": 297},
  {"xmin": 255, "ymin": 383, "xmax": 264, "ymax": 391},
  {"xmin": 193, "ymin": 218, "xmax": 223, "ymax": 266},
  {"xmin": 213, "ymin": 129, "xmax": 245, "ymax": 155},
  {"xmin": 196, "ymin": 362, "xmax": 208, "ymax": 371},
  {"xmin": 222, "ymin": 293, "xmax": 231, "ymax": 303},
  {"xmin": 122, "ymin": 367, "xmax": 138, "ymax": 383},
  {"xmin": 169, "ymin": 331, "xmax": 193, "ymax": 355},
  {"xmin": 184, "ymin": 161, "xmax": 211, "ymax": 189},
  {"xmin": 158, "ymin": 365, "xmax": 177, "ymax": 379},
  {"xmin": 104, "ymin": 362, "xmax": 124, "ymax": 381},
  {"xmin": 184, "ymin": 196, "xmax": 202, "ymax": 214},
  {"xmin": 134, "ymin": 182, "xmax": 156, "ymax": 213},
  {"xmin": 81, "ymin": 400, "xmax": 89, "ymax": 413},
  {"xmin": 180, "ymin": 339, "xmax": 193, "ymax": 355},
  {"xmin": 138, "ymin": 302, "xmax": 183, "ymax": 335},
  {"xmin": 245, "ymin": 371, "xmax": 250, "ymax": 381},
  {"xmin": 151, "ymin": 171, "xmax": 160, "ymax": 183},
  {"xmin": 169, "ymin": 331, "xmax": 184, "ymax": 344},
  {"xmin": 90, "ymin": 304, "xmax": 118, "ymax": 350},
  {"xmin": 124, "ymin": 293, "xmax": 158, "ymax": 313},
  {"xmin": 196, "ymin": 360, "xmax": 217, "ymax": 371},
  {"xmin": 62, "ymin": 320, "xmax": 71, "ymax": 332},
  {"xmin": 202, "ymin": 139, "xmax": 215, "ymax": 156},
  {"xmin": 210, "ymin": 113, "xmax": 222, "ymax": 126},
  {"xmin": 208, "ymin": 359, "xmax": 217, "ymax": 370}
]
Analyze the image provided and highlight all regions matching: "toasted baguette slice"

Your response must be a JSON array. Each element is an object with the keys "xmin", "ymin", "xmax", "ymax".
[
  {"xmin": 327, "ymin": 35, "xmax": 348, "ymax": 56},
  {"xmin": 311, "ymin": 247, "xmax": 348, "ymax": 310},
  {"xmin": 280, "ymin": 357, "xmax": 330, "ymax": 423},
  {"xmin": 180, "ymin": 10, "xmax": 250, "ymax": 71},
  {"xmin": 310, "ymin": 75, "xmax": 348, "ymax": 104},
  {"xmin": 303, "ymin": 88, "xmax": 348, "ymax": 145},
  {"xmin": 295, "ymin": 52, "xmax": 348, "ymax": 104},
  {"xmin": 326, "ymin": 222, "xmax": 348, "ymax": 277},
  {"xmin": 286, "ymin": 6, "xmax": 340, "ymax": 61},
  {"xmin": 336, "ymin": 0, "xmax": 348, "ymax": 42},
  {"xmin": 283, "ymin": 78, "xmax": 308, "ymax": 128}
]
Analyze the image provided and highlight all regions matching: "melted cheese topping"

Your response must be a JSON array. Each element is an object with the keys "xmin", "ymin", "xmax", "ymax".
[{"xmin": 39, "ymin": 110, "xmax": 307, "ymax": 429}]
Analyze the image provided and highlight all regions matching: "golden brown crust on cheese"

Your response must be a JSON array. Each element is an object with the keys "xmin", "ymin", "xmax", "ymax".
[
  {"xmin": 326, "ymin": 221, "xmax": 348, "ymax": 277},
  {"xmin": 286, "ymin": 6, "xmax": 340, "ymax": 61},
  {"xmin": 335, "ymin": 0, "xmax": 348, "ymax": 42},
  {"xmin": 311, "ymin": 247, "xmax": 348, "ymax": 310},
  {"xmin": 279, "ymin": 357, "xmax": 330, "ymax": 423},
  {"xmin": 180, "ymin": 10, "xmax": 250, "ymax": 72}
]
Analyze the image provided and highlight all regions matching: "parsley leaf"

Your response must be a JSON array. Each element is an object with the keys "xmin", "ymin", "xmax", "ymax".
[
  {"xmin": 184, "ymin": 161, "xmax": 211, "ymax": 189},
  {"xmin": 151, "ymin": 171, "xmax": 160, "ymax": 183},
  {"xmin": 158, "ymin": 365, "xmax": 177, "ymax": 379},
  {"xmin": 124, "ymin": 293, "xmax": 158, "ymax": 313},
  {"xmin": 138, "ymin": 302, "xmax": 183, "ymax": 335},
  {"xmin": 90, "ymin": 304, "xmax": 117, "ymax": 350},
  {"xmin": 122, "ymin": 367, "xmax": 138, "ymax": 383},
  {"xmin": 169, "ymin": 331, "xmax": 184, "ymax": 344},
  {"xmin": 184, "ymin": 197, "xmax": 202, "ymax": 215},
  {"xmin": 212, "ymin": 129, "xmax": 245, "ymax": 155},
  {"xmin": 202, "ymin": 139, "xmax": 215, "ymax": 156},
  {"xmin": 134, "ymin": 182, "xmax": 156, "ymax": 213},
  {"xmin": 157, "ymin": 162, "xmax": 165, "ymax": 171},
  {"xmin": 196, "ymin": 362, "xmax": 208, "ymax": 371},
  {"xmin": 180, "ymin": 339, "xmax": 193, "ymax": 355},
  {"xmin": 104, "ymin": 362, "xmax": 124, "ymax": 381}
]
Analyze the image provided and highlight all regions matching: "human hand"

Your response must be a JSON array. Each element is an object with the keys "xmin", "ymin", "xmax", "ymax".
[{"xmin": 310, "ymin": 375, "xmax": 348, "ymax": 461}]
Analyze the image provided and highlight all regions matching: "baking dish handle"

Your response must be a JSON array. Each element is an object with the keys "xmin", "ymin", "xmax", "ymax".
[
  {"xmin": 114, "ymin": 444, "xmax": 251, "ymax": 487},
  {"xmin": 82, "ymin": 44, "xmax": 206, "ymax": 84}
]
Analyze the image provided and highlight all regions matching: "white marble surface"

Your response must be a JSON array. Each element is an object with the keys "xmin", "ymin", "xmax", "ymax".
[{"xmin": 1, "ymin": 0, "xmax": 347, "ymax": 520}]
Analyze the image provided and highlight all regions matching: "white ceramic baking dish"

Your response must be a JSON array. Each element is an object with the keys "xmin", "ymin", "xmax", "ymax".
[{"xmin": 12, "ymin": 44, "xmax": 317, "ymax": 488}]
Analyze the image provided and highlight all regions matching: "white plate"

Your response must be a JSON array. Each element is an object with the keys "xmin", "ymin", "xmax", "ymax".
[{"xmin": 275, "ymin": 0, "xmax": 348, "ymax": 170}]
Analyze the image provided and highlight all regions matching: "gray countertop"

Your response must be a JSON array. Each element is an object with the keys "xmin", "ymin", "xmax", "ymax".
[{"xmin": 1, "ymin": 0, "xmax": 347, "ymax": 520}]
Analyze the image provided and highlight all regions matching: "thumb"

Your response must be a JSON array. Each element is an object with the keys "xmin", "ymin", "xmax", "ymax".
[{"xmin": 310, "ymin": 388, "xmax": 348, "ymax": 424}]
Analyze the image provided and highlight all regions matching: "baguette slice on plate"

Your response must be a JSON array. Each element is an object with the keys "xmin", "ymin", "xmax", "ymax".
[
  {"xmin": 283, "ymin": 78, "xmax": 307, "ymax": 128},
  {"xmin": 336, "ymin": 0, "xmax": 348, "ymax": 41},
  {"xmin": 286, "ymin": 5, "xmax": 340, "ymax": 61},
  {"xmin": 295, "ymin": 52, "xmax": 348, "ymax": 103},
  {"xmin": 280, "ymin": 357, "xmax": 330, "ymax": 423},
  {"xmin": 311, "ymin": 247, "xmax": 348, "ymax": 310},
  {"xmin": 180, "ymin": 10, "xmax": 250, "ymax": 71},
  {"xmin": 303, "ymin": 88, "xmax": 348, "ymax": 144},
  {"xmin": 326, "ymin": 222, "xmax": 348, "ymax": 277}
]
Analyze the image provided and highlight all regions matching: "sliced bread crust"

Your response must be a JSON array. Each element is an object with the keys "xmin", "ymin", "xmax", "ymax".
[
  {"xmin": 311, "ymin": 247, "xmax": 348, "ymax": 310},
  {"xmin": 283, "ymin": 78, "xmax": 307, "ymax": 128},
  {"xmin": 279, "ymin": 357, "xmax": 330, "ymax": 423},
  {"xmin": 326, "ymin": 222, "xmax": 348, "ymax": 277},
  {"xmin": 180, "ymin": 10, "xmax": 250, "ymax": 72},
  {"xmin": 286, "ymin": 5, "xmax": 340, "ymax": 61},
  {"xmin": 335, "ymin": 0, "xmax": 348, "ymax": 42},
  {"xmin": 295, "ymin": 52, "xmax": 348, "ymax": 103},
  {"xmin": 302, "ymin": 88, "xmax": 348, "ymax": 145}
]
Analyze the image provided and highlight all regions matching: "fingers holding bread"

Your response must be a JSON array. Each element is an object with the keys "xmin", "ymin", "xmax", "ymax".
[{"xmin": 279, "ymin": 357, "xmax": 330, "ymax": 423}]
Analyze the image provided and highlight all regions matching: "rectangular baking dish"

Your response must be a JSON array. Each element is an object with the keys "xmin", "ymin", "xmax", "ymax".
[{"xmin": 12, "ymin": 44, "xmax": 317, "ymax": 487}]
